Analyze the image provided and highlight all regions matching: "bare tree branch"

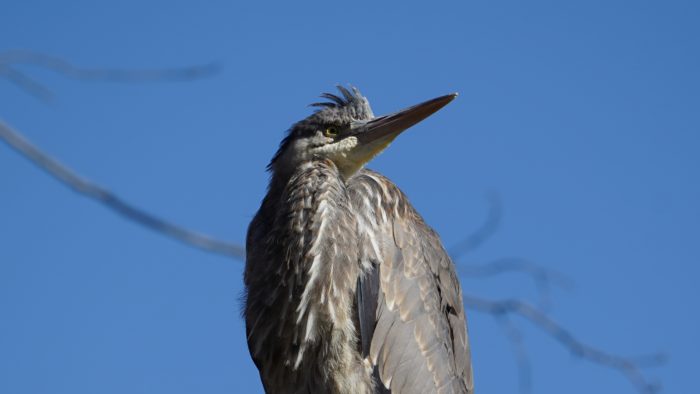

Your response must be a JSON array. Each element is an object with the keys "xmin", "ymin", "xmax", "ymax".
[
  {"xmin": 495, "ymin": 314, "xmax": 532, "ymax": 394},
  {"xmin": 0, "ymin": 64, "xmax": 56, "ymax": 102},
  {"xmin": 0, "ymin": 119, "xmax": 245, "ymax": 259},
  {"xmin": 0, "ymin": 50, "xmax": 219, "ymax": 101},
  {"xmin": 459, "ymin": 257, "xmax": 574, "ymax": 310},
  {"xmin": 0, "ymin": 49, "xmax": 220, "ymax": 82},
  {"xmin": 450, "ymin": 194, "xmax": 573, "ymax": 309},
  {"xmin": 449, "ymin": 192, "xmax": 502, "ymax": 259},
  {"xmin": 463, "ymin": 294, "xmax": 665, "ymax": 394}
]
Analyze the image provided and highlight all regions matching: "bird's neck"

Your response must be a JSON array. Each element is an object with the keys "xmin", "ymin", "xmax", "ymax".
[
  {"xmin": 268, "ymin": 158, "xmax": 341, "ymax": 196},
  {"xmin": 261, "ymin": 158, "xmax": 362, "ymax": 368}
]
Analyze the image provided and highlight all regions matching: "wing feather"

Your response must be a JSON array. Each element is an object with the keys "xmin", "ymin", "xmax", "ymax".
[
  {"xmin": 357, "ymin": 263, "xmax": 380, "ymax": 358},
  {"xmin": 352, "ymin": 170, "xmax": 474, "ymax": 394}
]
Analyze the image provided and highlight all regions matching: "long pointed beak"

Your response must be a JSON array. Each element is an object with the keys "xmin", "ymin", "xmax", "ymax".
[{"xmin": 354, "ymin": 93, "xmax": 458, "ymax": 144}]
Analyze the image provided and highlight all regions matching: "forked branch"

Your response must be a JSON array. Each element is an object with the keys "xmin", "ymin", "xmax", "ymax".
[{"xmin": 464, "ymin": 294, "xmax": 665, "ymax": 394}]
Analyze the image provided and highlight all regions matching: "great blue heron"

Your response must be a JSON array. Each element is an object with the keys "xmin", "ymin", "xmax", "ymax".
[{"xmin": 244, "ymin": 86, "xmax": 473, "ymax": 394}]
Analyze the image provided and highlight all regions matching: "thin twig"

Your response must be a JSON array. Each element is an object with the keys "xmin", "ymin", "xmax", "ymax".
[
  {"xmin": 495, "ymin": 314, "xmax": 532, "ymax": 394},
  {"xmin": 459, "ymin": 257, "xmax": 574, "ymax": 309},
  {"xmin": 0, "ymin": 50, "xmax": 220, "ymax": 101},
  {"xmin": 449, "ymin": 192, "xmax": 502, "ymax": 259},
  {"xmin": 0, "ymin": 65, "xmax": 55, "ymax": 102},
  {"xmin": 0, "ymin": 119, "xmax": 245, "ymax": 259},
  {"xmin": 0, "ymin": 49, "xmax": 220, "ymax": 82},
  {"xmin": 463, "ymin": 294, "xmax": 665, "ymax": 394}
]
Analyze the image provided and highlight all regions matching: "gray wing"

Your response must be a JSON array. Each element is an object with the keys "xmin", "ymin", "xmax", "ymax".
[{"xmin": 350, "ymin": 170, "xmax": 474, "ymax": 394}]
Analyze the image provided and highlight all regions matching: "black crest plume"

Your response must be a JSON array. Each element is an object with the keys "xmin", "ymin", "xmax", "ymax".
[{"xmin": 309, "ymin": 85, "xmax": 363, "ymax": 109}]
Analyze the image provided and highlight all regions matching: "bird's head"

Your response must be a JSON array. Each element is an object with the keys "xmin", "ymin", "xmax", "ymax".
[{"xmin": 269, "ymin": 86, "xmax": 457, "ymax": 179}]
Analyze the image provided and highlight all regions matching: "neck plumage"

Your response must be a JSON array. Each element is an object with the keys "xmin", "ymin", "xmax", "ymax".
[
  {"xmin": 265, "ymin": 158, "xmax": 361, "ymax": 368},
  {"xmin": 246, "ymin": 158, "xmax": 375, "ymax": 392}
]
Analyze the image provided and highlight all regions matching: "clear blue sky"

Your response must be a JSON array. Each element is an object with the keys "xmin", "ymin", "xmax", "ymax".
[{"xmin": 1, "ymin": 1, "xmax": 698, "ymax": 393}]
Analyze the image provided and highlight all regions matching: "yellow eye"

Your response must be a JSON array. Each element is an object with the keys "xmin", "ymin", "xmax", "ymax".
[{"xmin": 324, "ymin": 126, "xmax": 339, "ymax": 137}]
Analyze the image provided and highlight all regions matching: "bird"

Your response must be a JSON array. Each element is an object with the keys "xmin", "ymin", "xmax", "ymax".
[{"xmin": 244, "ymin": 86, "xmax": 473, "ymax": 394}]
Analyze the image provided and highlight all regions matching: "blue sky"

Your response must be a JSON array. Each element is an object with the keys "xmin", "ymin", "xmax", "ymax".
[{"xmin": 1, "ymin": 1, "xmax": 698, "ymax": 393}]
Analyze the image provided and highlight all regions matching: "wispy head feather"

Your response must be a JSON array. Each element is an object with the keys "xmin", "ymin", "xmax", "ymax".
[{"xmin": 308, "ymin": 85, "xmax": 372, "ymax": 119}]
